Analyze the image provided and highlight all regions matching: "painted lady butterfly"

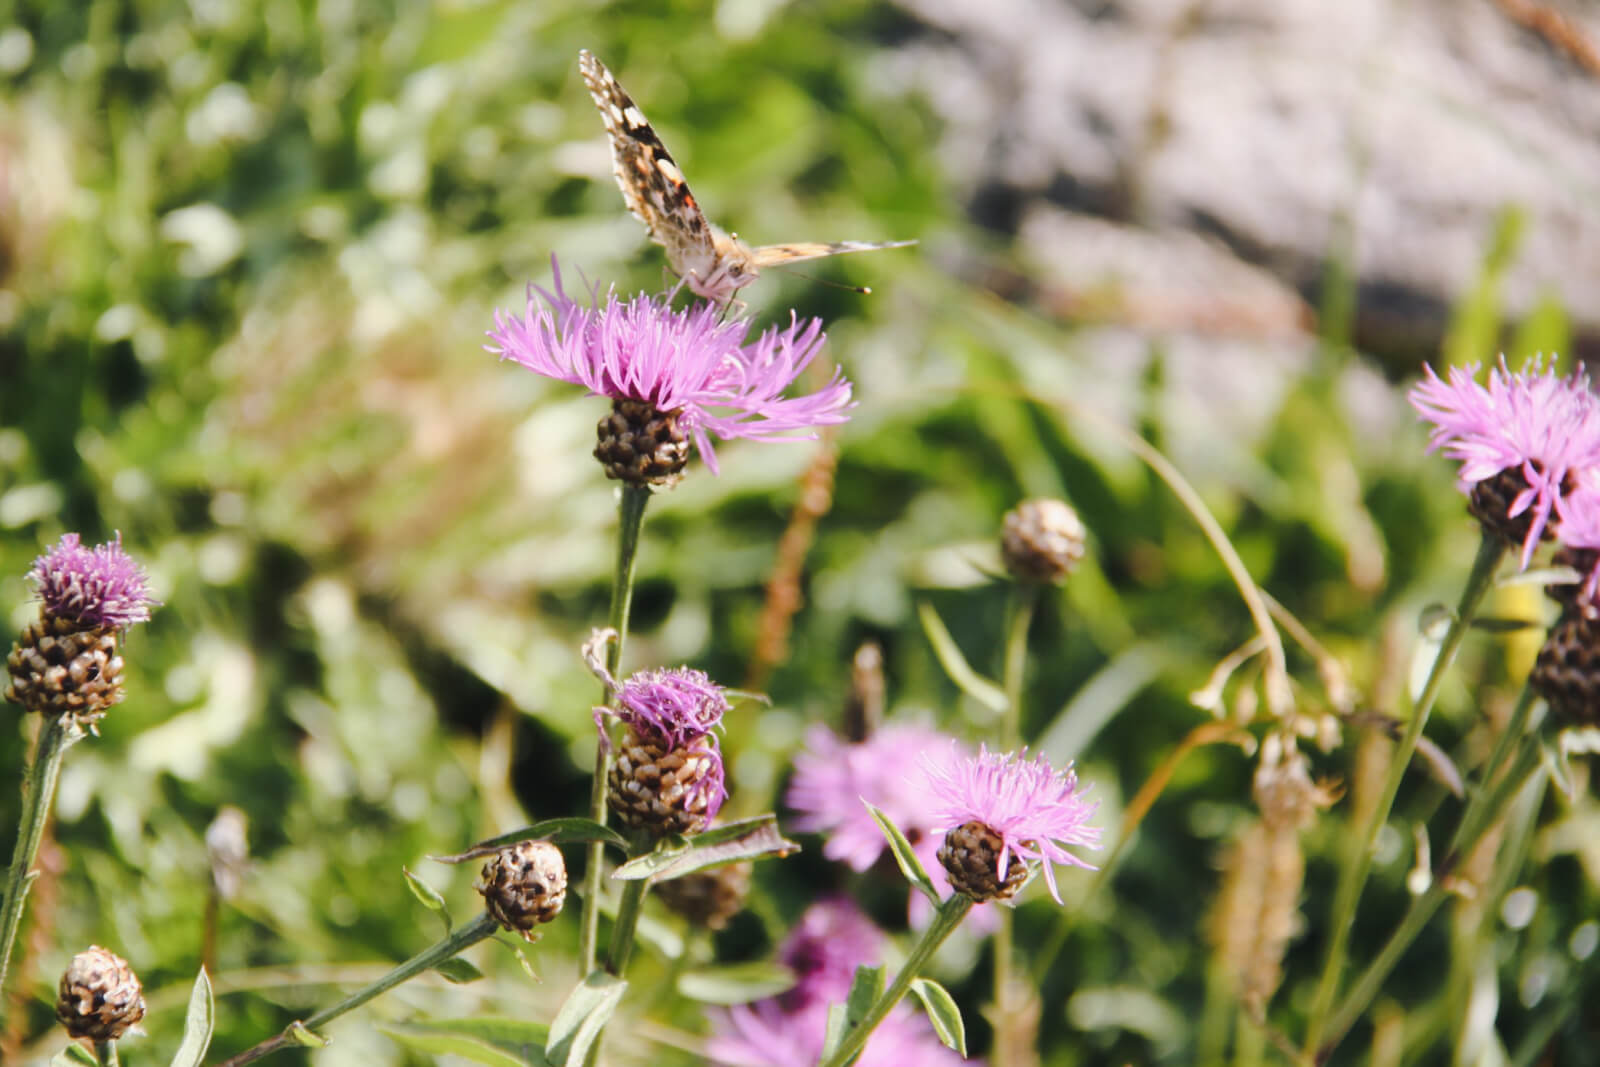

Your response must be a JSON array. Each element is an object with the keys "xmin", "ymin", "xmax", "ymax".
[{"xmin": 579, "ymin": 50, "xmax": 914, "ymax": 305}]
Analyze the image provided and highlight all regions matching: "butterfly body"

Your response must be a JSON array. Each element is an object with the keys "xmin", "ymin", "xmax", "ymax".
[{"xmin": 579, "ymin": 50, "xmax": 914, "ymax": 304}]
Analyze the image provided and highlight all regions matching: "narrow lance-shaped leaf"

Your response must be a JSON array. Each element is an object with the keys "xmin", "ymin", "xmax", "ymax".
[
  {"xmin": 677, "ymin": 961, "xmax": 798, "ymax": 1005},
  {"xmin": 612, "ymin": 815, "xmax": 799, "ymax": 883},
  {"xmin": 434, "ymin": 957, "xmax": 485, "ymax": 984},
  {"xmin": 917, "ymin": 601, "xmax": 1008, "ymax": 715},
  {"xmin": 820, "ymin": 963, "xmax": 885, "ymax": 1065},
  {"xmin": 910, "ymin": 977, "xmax": 967, "ymax": 1056},
  {"xmin": 404, "ymin": 866, "xmax": 452, "ymax": 932},
  {"xmin": 544, "ymin": 971, "xmax": 627, "ymax": 1067},
  {"xmin": 865, "ymin": 803, "xmax": 940, "ymax": 904},
  {"xmin": 383, "ymin": 1018, "xmax": 553, "ymax": 1067},
  {"xmin": 387, "ymin": 1016, "xmax": 550, "ymax": 1057},
  {"xmin": 432, "ymin": 819, "xmax": 627, "ymax": 864},
  {"xmin": 168, "ymin": 967, "xmax": 214, "ymax": 1067}
]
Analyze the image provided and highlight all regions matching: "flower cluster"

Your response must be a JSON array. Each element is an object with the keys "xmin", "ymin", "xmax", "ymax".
[{"xmin": 705, "ymin": 899, "xmax": 969, "ymax": 1067}]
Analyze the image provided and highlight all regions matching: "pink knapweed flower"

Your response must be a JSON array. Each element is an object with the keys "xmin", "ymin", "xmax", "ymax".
[
  {"xmin": 1408, "ymin": 357, "xmax": 1600, "ymax": 567},
  {"xmin": 706, "ymin": 898, "xmax": 969, "ymax": 1067},
  {"xmin": 786, "ymin": 723, "xmax": 995, "ymax": 929},
  {"xmin": 608, "ymin": 666, "xmax": 729, "ymax": 750},
  {"xmin": 706, "ymin": 999, "xmax": 967, "ymax": 1067},
  {"xmin": 486, "ymin": 258, "xmax": 853, "ymax": 474},
  {"xmin": 925, "ymin": 745, "xmax": 1101, "ymax": 904},
  {"xmin": 596, "ymin": 665, "xmax": 730, "ymax": 821},
  {"xmin": 28, "ymin": 534, "xmax": 158, "ymax": 629},
  {"xmin": 775, "ymin": 897, "xmax": 885, "ymax": 1008}
]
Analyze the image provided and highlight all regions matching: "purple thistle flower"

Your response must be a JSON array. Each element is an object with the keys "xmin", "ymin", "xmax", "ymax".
[
  {"xmin": 787, "ymin": 722, "xmax": 961, "ymax": 872},
  {"xmin": 486, "ymin": 258, "xmax": 853, "ymax": 474},
  {"xmin": 924, "ymin": 745, "xmax": 1101, "ymax": 905},
  {"xmin": 1408, "ymin": 357, "xmax": 1600, "ymax": 567},
  {"xmin": 27, "ymin": 533, "xmax": 158, "ymax": 629},
  {"xmin": 606, "ymin": 666, "xmax": 729, "ymax": 750},
  {"xmin": 707, "ymin": 902, "xmax": 970, "ymax": 1066},
  {"xmin": 776, "ymin": 897, "xmax": 885, "ymax": 1008},
  {"xmin": 706, "ymin": 999, "xmax": 969, "ymax": 1067},
  {"xmin": 786, "ymin": 723, "xmax": 998, "ymax": 931}
]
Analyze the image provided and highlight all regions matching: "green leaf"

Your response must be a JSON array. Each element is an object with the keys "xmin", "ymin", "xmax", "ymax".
[
  {"xmin": 846, "ymin": 964, "xmax": 884, "ymax": 1029},
  {"xmin": 168, "ymin": 967, "xmax": 214, "ymax": 1067},
  {"xmin": 51, "ymin": 1047, "xmax": 97, "ymax": 1067},
  {"xmin": 910, "ymin": 977, "xmax": 967, "ymax": 1056},
  {"xmin": 676, "ymin": 961, "xmax": 797, "ymax": 1005},
  {"xmin": 432, "ymin": 819, "xmax": 627, "ymax": 864},
  {"xmin": 819, "ymin": 964, "xmax": 884, "ymax": 1065},
  {"xmin": 820, "ymin": 1002, "xmax": 849, "ymax": 1064},
  {"xmin": 287, "ymin": 1021, "xmax": 327, "ymax": 1048},
  {"xmin": 917, "ymin": 601, "xmax": 1008, "ymax": 715},
  {"xmin": 433, "ymin": 956, "xmax": 485, "ymax": 984},
  {"xmin": 404, "ymin": 866, "xmax": 452, "ymax": 932},
  {"xmin": 864, "ymin": 803, "xmax": 940, "ymax": 904},
  {"xmin": 612, "ymin": 815, "xmax": 799, "ymax": 883},
  {"xmin": 544, "ymin": 970, "xmax": 627, "ymax": 1066},
  {"xmin": 383, "ymin": 1018, "xmax": 552, "ymax": 1066}
]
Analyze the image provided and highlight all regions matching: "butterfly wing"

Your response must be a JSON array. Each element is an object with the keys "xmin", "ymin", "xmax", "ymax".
[
  {"xmin": 749, "ymin": 239, "xmax": 919, "ymax": 268},
  {"xmin": 578, "ymin": 50, "xmax": 721, "ymax": 280}
]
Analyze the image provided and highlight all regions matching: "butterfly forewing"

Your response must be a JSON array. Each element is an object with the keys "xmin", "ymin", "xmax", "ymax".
[{"xmin": 578, "ymin": 49, "xmax": 913, "ymax": 303}]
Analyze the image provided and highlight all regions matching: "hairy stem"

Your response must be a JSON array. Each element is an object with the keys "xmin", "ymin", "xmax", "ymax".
[
  {"xmin": 579, "ymin": 485, "xmax": 651, "ymax": 977},
  {"xmin": 215, "ymin": 912, "xmax": 500, "ymax": 1067},
  {"xmin": 0, "ymin": 714, "xmax": 79, "ymax": 1013},
  {"xmin": 820, "ymin": 894, "xmax": 973, "ymax": 1067}
]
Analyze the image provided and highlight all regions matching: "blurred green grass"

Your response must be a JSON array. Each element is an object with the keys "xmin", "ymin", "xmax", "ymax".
[{"xmin": 1, "ymin": 2, "xmax": 1595, "ymax": 1065}]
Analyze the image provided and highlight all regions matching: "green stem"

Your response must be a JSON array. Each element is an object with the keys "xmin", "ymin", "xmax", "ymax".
[
  {"xmin": 993, "ymin": 583, "xmax": 1036, "ymax": 1046},
  {"xmin": 0, "ymin": 714, "xmax": 79, "ymax": 1012},
  {"xmin": 93, "ymin": 1039, "xmax": 120, "ymax": 1066},
  {"xmin": 215, "ymin": 912, "xmax": 500, "ymax": 1067},
  {"xmin": 999, "ymin": 584, "xmax": 1037, "ymax": 752},
  {"xmin": 1302, "ymin": 532, "xmax": 1503, "ymax": 1055},
  {"xmin": 1318, "ymin": 726, "xmax": 1544, "ymax": 1059},
  {"xmin": 820, "ymin": 894, "xmax": 973, "ymax": 1067},
  {"xmin": 603, "ymin": 875, "xmax": 650, "ymax": 977},
  {"xmin": 579, "ymin": 485, "xmax": 651, "ymax": 978}
]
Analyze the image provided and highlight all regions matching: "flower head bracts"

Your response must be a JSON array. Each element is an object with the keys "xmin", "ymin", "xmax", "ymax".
[
  {"xmin": 28, "ymin": 534, "xmax": 158, "ymax": 630},
  {"xmin": 924, "ymin": 745, "xmax": 1101, "ymax": 904},
  {"xmin": 486, "ymin": 258, "xmax": 854, "ymax": 474},
  {"xmin": 1408, "ymin": 357, "xmax": 1600, "ymax": 567}
]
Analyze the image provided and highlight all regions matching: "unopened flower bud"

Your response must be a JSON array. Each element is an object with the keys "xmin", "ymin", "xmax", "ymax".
[
  {"xmin": 477, "ymin": 840, "xmax": 568, "ymax": 939},
  {"xmin": 56, "ymin": 946, "xmax": 145, "ymax": 1042},
  {"xmin": 655, "ymin": 861, "xmax": 752, "ymax": 931},
  {"xmin": 1000, "ymin": 499, "xmax": 1087, "ymax": 584}
]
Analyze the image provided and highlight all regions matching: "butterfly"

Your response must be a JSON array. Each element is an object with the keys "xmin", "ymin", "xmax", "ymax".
[{"xmin": 579, "ymin": 50, "xmax": 915, "ymax": 305}]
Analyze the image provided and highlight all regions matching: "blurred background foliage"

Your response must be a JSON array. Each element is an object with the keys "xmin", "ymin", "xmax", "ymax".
[{"xmin": 1, "ymin": 0, "xmax": 1597, "ymax": 1064}]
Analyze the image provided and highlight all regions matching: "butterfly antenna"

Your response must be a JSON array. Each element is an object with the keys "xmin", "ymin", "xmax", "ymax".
[{"xmin": 775, "ymin": 266, "xmax": 873, "ymax": 295}]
